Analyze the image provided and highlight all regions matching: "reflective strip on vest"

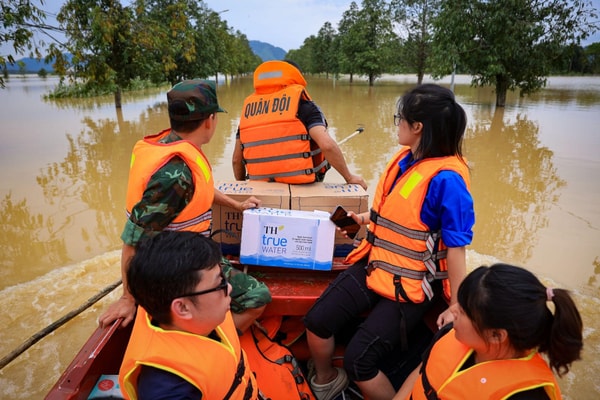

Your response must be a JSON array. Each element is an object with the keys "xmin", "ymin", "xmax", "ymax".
[
  {"xmin": 368, "ymin": 211, "xmax": 448, "ymax": 301},
  {"xmin": 125, "ymin": 209, "xmax": 212, "ymax": 237}
]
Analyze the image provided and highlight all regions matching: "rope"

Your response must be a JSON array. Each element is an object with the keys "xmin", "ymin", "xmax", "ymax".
[{"xmin": 0, "ymin": 279, "xmax": 122, "ymax": 370}]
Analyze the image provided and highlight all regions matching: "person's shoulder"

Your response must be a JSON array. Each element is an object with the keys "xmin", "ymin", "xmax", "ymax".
[{"xmin": 138, "ymin": 365, "xmax": 202, "ymax": 399}]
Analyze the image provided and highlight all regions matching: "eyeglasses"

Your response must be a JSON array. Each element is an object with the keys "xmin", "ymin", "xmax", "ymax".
[
  {"xmin": 177, "ymin": 268, "xmax": 229, "ymax": 298},
  {"xmin": 393, "ymin": 114, "xmax": 405, "ymax": 126}
]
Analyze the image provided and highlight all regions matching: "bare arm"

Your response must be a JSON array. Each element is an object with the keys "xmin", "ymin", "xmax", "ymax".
[
  {"xmin": 98, "ymin": 244, "xmax": 137, "ymax": 328},
  {"xmin": 309, "ymin": 125, "xmax": 367, "ymax": 189},
  {"xmin": 232, "ymin": 138, "xmax": 246, "ymax": 180},
  {"xmin": 392, "ymin": 363, "xmax": 421, "ymax": 400},
  {"xmin": 436, "ymin": 246, "xmax": 466, "ymax": 328}
]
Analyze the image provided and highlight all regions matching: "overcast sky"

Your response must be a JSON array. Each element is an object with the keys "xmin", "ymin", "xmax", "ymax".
[{"xmin": 2, "ymin": 0, "xmax": 599, "ymax": 57}]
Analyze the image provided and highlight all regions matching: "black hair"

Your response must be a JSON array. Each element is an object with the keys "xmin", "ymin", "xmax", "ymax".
[
  {"xmin": 169, "ymin": 116, "xmax": 205, "ymax": 133},
  {"xmin": 458, "ymin": 263, "xmax": 583, "ymax": 377},
  {"xmin": 283, "ymin": 59, "xmax": 303, "ymax": 74},
  {"xmin": 396, "ymin": 84, "xmax": 467, "ymax": 161},
  {"xmin": 127, "ymin": 231, "xmax": 223, "ymax": 325}
]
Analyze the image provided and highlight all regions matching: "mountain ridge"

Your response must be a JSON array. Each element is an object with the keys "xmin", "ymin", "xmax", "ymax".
[{"xmin": 4, "ymin": 41, "xmax": 286, "ymax": 73}]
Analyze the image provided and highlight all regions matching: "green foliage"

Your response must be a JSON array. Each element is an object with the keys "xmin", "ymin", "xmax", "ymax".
[
  {"xmin": 431, "ymin": 0, "xmax": 599, "ymax": 106},
  {"xmin": 335, "ymin": 0, "xmax": 398, "ymax": 84},
  {"xmin": 585, "ymin": 42, "xmax": 600, "ymax": 74},
  {"xmin": 0, "ymin": 0, "xmax": 48, "ymax": 87},
  {"xmin": 43, "ymin": 0, "xmax": 257, "ymax": 104},
  {"xmin": 391, "ymin": 0, "xmax": 441, "ymax": 83}
]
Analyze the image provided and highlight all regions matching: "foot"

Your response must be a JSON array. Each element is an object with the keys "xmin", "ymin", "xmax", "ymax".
[{"xmin": 310, "ymin": 367, "xmax": 349, "ymax": 400}]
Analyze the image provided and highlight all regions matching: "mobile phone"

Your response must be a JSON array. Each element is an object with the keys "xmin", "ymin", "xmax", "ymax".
[{"xmin": 330, "ymin": 205, "xmax": 361, "ymax": 239}]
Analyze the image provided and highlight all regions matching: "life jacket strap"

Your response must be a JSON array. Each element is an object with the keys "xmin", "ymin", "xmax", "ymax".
[
  {"xmin": 247, "ymin": 159, "xmax": 330, "ymax": 180},
  {"xmin": 240, "ymin": 133, "xmax": 310, "ymax": 149},
  {"xmin": 125, "ymin": 209, "xmax": 212, "ymax": 236},
  {"xmin": 223, "ymin": 351, "xmax": 250, "ymax": 399},
  {"xmin": 370, "ymin": 209, "xmax": 429, "ymax": 241},
  {"xmin": 244, "ymin": 148, "xmax": 322, "ymax": 164},
  {"xmin": 366, "ymin": 231, "xmax": 447, "ymax": 263}
]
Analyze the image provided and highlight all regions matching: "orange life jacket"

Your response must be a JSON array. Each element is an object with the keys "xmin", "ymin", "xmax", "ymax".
[
  {"xmin": 239, "ymin": 316, "xmax": 315, "ymax": 400},
  {"xmin": 409, "ymin": 329, "xmax": 561, "ymax": 400},
  {"xmin": 120, "ymin": 308, "xmax": 258, "ymax": 400},
  {"xmin": 345, "ymin": 147, "xmax": 470, "ymax": 303},
  {"xmin": 238, "ymin": 61, "xmax": 328, "ymax": 184},
  {"xmin": 125, "ymin": 129, "xmax": 213, "ymax": 235}
]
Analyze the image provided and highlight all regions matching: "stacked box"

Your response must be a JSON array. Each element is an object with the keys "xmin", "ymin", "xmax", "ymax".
[
  {"xmin": 290, "ymin": 182, "xmax": 369, "ymax": 257},
  {"xmin": 212, "ymin": 181, "xmax": 290, "ymax": 255},
  {"xmin": 240, "ymin": 208, "xmax": 336, "ymax": 270}
]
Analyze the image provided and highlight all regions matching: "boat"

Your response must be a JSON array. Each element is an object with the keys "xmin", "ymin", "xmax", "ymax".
[{"xmin": 46, "ymin": 257, "xmax": 446, "ymax": 400}]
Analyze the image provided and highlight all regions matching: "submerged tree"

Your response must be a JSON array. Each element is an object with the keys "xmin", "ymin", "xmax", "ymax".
[
  {"xmin": 392, "ymin": 0, "xmax": 441, "ymax": 84},
  {"xmin": 57, "ymin": 0, "xmax": 140, "ymax": 107},
  {"xmin": 432, "ymin": 0, "xmax": 599, "ymax": 107},
  {"xmin": 0, "ymin": 0, "xmax": 59, "ymax": 87},
  {"xmin": 338, "ymin": 0, "xmax": 397, "ymax": 85}
]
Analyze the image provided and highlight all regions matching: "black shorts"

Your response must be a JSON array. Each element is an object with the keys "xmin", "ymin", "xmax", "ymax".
[{"xmin": 304, "ymin": 259, "xmax": 433, "ymax": 382}]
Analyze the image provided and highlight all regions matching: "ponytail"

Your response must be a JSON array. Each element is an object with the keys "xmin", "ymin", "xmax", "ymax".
[{"xmin": 542, "ymin": 288, "xmax": 583, "ymax": 377}]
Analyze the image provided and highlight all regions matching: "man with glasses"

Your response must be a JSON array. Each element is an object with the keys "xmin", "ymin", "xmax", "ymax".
[
  {"xmin": 98, "ymin": 79, "xmax": 271, "ymax": 333},
  {"xmin": 120, "ymin": 231, "xmax": 260, "ymax": 399}
]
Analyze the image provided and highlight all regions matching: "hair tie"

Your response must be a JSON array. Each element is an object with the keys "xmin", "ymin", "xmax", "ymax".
[{"xmin": 546, "ymin": 287, "xmax": 554, "ymax": 301}]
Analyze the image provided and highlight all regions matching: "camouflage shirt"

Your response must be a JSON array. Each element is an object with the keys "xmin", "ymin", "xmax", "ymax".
[
  {"xmin": 120, "ymin": 130, "xmax": 272, "ymax": 311},
  {"xmin": 120, "ymin": 130, "xmax": 196, "ymax": 246}
]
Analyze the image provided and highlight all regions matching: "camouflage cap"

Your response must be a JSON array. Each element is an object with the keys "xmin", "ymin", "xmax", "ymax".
[{"xmin": 167, "ymin": 79, "xmax": 226, "ymax": 121}]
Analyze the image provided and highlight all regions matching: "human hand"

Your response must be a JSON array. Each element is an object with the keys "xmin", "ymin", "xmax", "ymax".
[
  {"xmin": 346, "ymin": 174, "xmax": 367, "ymax": 190},
  {"xmin": 436, "ymin": 303, "xmax": 457, "ymax": 329},
  {"xmin": 98, "ymin": 295, "xmax": 136, "ymax": 328},
  {"xmin": 239, "ymin": 196, "xmax": 261, "ymax": 211}
]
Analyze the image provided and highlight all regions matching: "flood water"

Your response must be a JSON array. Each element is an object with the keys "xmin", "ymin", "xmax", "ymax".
[{"xmin": 1, "ymin": 74, "xmax": 599, "ymax": 399}]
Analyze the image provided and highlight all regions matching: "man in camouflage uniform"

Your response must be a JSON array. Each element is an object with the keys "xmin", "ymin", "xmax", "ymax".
[{"xmin": 98, "ymin": 80, "xmax": 271, "ymax": 332}]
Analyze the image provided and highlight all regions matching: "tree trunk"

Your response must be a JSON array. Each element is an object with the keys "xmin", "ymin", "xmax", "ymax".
[
  {"xmin": 369, "ymin": 73, "xmax": 374, "ymax": 86},
  {"xmin": 495, "ymin": 74, "xmax": 508, "ymax": 107},
  {"xmin": 350, "ymin": 73, "xmax": 353, "ymax": 83},
  {"xmin": 114, "ymin": 87, "xmax": 122, "ymax": 109}
]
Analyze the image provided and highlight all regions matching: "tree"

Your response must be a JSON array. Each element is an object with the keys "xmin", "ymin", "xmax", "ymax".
[
  {"xmin": 57, "ymin": 0, "xmax": 141, "ymax": 107},
  {"xmin": 338, "ymin": 0, "xmax": 397, "ymax": 86},
  {"xmin": 392, "ymin": 0, "xmax": 441, "ymax": 84},
  {"xmin": 287, "ymin": 35, "xmax": 319, "ymax": 74},
  {"xmin": 1, "ymin": 0, "xmax": 51, "ymax": 87},
  {"xmin": 313, "ymin": 22, "xmax": 339, "ymax": 78},
  {"xmin": 585, "ymin": 42, "xmax": 600, "ymax": 74},
  {"xmin": 432, "ymin": 0, "xmax": 599, "ymax": 107},
  {"xmin": 337, "ymin": 2, "xmax": 362, "ymax": 82}
]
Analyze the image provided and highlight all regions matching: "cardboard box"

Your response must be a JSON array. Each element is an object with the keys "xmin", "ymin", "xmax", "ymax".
[
  {"xmin": 240, "ymin": 208, "xmax": 335, "ymax": 270},
  {"xmin": 212, "ymin": 181, "xmax": 290, "ymax": 255},
  {"xmin": 290, "ymin": 182, "xmax": 369, "ymax": 257}
]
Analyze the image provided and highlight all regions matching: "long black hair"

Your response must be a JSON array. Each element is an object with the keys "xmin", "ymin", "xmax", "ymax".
[
  {"xmin": 458, "ymin": 263, "xmax": 583, "ymax": 377},
  {"xmin": 397, "ymin": 84, "xmax": 467, "ymax": 161}
]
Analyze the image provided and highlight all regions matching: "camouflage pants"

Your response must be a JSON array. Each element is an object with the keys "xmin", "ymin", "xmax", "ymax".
[{"xmin": 221, "ymin": 257, "xmax": 272, "ymax": 314}]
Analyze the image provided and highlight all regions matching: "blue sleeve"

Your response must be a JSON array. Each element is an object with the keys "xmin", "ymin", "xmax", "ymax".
[
  {"xmin": 137, "ymin": 365, "xmax": 202, "ymax": 399},
  {"xmin": 421, "ymin": 171, "xmax": 474, "ymax": 247}
]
